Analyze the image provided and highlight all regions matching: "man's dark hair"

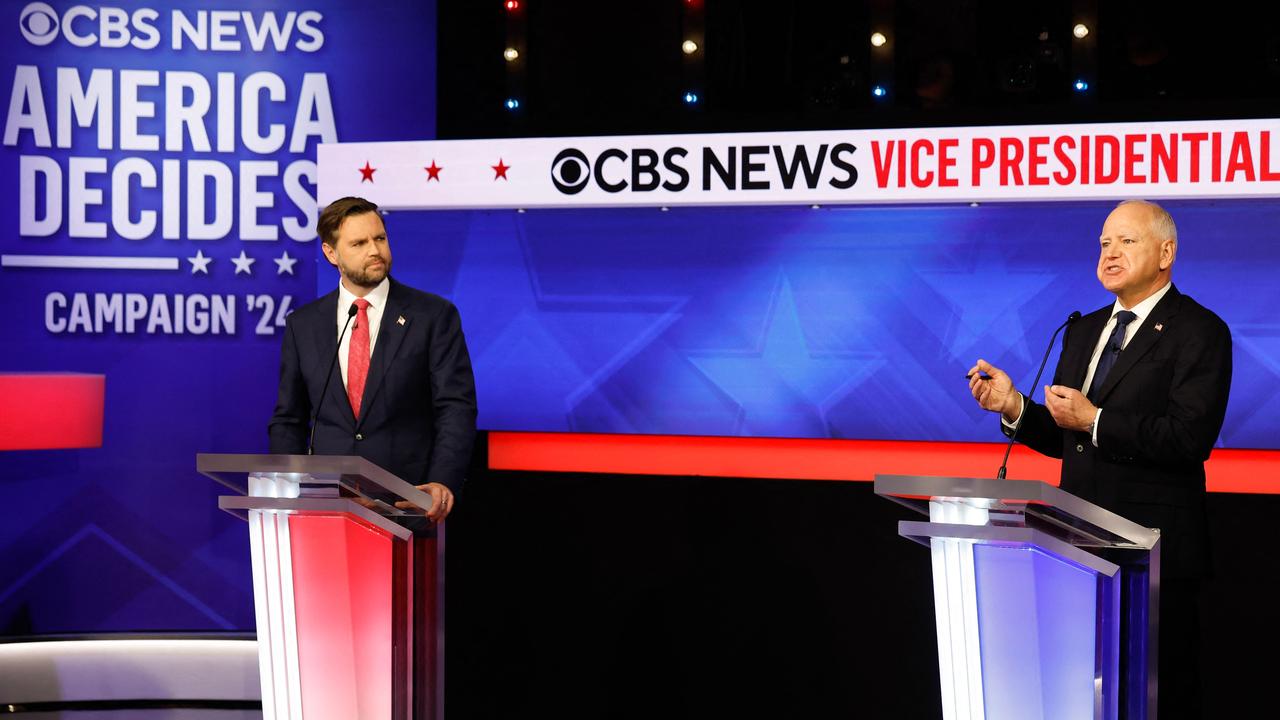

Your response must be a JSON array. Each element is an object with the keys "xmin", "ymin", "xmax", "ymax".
[{"xmin": 317, "ymin": 196, "xmax": 381, "ymax": 246}]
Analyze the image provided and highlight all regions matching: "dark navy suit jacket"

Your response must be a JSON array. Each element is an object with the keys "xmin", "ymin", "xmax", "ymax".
[
  {"xmin": 268, "ymin": 278, "xmax": 477, "ymax": 493},
  {"xmin": 1004, "ymin": 285, "xmax": 1232, "ymax": 579}
]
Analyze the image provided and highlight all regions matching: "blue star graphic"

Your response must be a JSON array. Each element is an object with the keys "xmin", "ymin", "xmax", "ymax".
[
  {"xmin": 450, "ymin": 212, "xmax": 685, "ymax": 430},
  {"xmin": 917, "ymin": 254, "xmax": 1061, "ymax": 366},
  {"xmin": 688, "ymin": 276, "xmax": 884, "ymax": 437},
  {"xmin": 1226, "ymin": 327, "xmax": 1280, "ymax": 447}
]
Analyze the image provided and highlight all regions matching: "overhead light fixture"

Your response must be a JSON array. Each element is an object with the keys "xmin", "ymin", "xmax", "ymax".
[
  {"xmin": 682, "ymin": 40, "xmax": 699, "ymax": 55},
  {"xmin": 504, "ymin": 48, "xmax": 519, "ymax": 61},
  {"xmin": 1073, "ymin": 23, "xmax": 1090, "ymax": 39},
  {"xmin": 871, "ymin": 32, "xmax": 887, "ymax": 48}
]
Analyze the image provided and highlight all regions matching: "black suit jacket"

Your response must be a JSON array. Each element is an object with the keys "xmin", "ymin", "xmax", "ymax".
[
  {"xmin": 268, "ymin": 278, "xmax": 477, "ymax": 493},
  {"xmin": 1004, "ymin": 285, "xmax": 1232, "ymax": 579}
]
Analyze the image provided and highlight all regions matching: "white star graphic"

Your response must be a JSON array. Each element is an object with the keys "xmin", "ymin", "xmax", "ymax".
[
  {"xmin": 274, "ymin": 251, "xmax": 298, "ymax": 276},
  {"xmin": 188, "ymin": 249, "xmax": 212, "ymax": 275},
  {"xmin": 231, "ymin": 250, "xmax": 256, "ymax": 275}
]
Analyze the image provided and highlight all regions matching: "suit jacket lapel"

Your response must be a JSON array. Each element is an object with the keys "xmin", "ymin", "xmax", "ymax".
[
  {"xmin": 356, "ymin": 280, "xmax": 411, "ymax": 429},
  {"xmin": 1060, "ymin": 308, "xmax": 1108, "ymax": 391},
  {"xmin": 1092, "ymin": 285, "xmax": 1182, "ymax": 403},
  {"xmin": 310, "ymin": 290, "xmax": 357, "ymax": 425}
]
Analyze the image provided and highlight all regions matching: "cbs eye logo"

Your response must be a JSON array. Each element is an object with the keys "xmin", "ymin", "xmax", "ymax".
[
  {"xmin": 20, "ymin": 2, "xmax": 59, "ymax": 45},
  {"xmin": 550, "ymin": 148, "xmax": 590, "ymax": 195}
]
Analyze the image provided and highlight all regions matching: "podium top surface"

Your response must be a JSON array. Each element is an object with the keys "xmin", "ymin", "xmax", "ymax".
[
  {"xmin": 874, "ymin": 474, "xmax": 1160, "ymax": 550},
  {"xmin": 196, "ymin": 453, "xmax": 433, "ymax": 515}
]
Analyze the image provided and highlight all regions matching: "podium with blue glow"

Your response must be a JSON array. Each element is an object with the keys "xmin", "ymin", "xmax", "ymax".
[
  {"xmin": 198, "ymin": 453, "xmax": 444, "ymax": 720},
  {"xmin": 875, "ymin": 475, "xmax": 1161, "ymax": 720}
]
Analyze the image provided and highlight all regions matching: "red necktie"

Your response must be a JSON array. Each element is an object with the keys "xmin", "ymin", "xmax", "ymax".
[{"xmin": 347, "ymin": 298, "xmax": 371, "ymax": 419}]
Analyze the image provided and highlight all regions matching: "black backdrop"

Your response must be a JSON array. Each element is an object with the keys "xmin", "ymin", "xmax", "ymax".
[
  {"xmin": 427, "ymin": 2, "xmax": 1280, "ymax": 714},
  {"xmin": 440, "ymin": 435, "xmax": 1279, "ymax": 719}
]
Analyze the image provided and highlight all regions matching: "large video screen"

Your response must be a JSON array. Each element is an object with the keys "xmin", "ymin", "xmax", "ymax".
[{"xmin": 379, "ymin": 198, "xmax": 1277, "ymax": 449}]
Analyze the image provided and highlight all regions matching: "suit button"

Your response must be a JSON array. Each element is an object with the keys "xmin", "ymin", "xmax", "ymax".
[
  {"xmin": 1076, "ymin": 443, "xmax": 1084, "ymax": 453},
  {"xmin": 355, "ymin": 433, "xmax": 364, "ymax": 441}
]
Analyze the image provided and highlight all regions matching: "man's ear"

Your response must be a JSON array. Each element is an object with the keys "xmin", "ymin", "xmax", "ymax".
[
  {"xmin": 1160, "ymin": 239, "xmax": 1176, "ymax": 271},
  {"xmin": 320, "ymin": 242, "xmax": 338, "ymax": 267}
]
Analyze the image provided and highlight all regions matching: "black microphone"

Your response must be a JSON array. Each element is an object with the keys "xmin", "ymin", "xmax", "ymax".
[
  {"xmin": 996, "ymin": 310, "xmax": 1081, "ymax": 479},
  {"xmin": 308, "ymin": 302, "xmax": 360, "ymax": 456}
]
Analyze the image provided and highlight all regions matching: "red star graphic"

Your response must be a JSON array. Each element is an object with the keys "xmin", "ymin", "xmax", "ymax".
[
  {"xmin": 425, "ymin": 160, "xmax": 443, "ymax": 181},
  {"xmin": 358, "ymin": 161, "xmax": 376, "ymax": 183},
  {"xmin": 492, "ymin": 158, "xmax": 510, "ymax": 180}
]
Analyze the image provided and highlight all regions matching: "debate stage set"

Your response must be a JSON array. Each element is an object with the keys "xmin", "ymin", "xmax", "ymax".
[{"xmin": 2, "ymin": 2, "xmax": 1279, "ymax": 719}]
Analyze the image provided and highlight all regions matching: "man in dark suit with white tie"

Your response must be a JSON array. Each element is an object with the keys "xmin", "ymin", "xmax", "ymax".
[
  {"xmin": 968, "ymin": 199, "xmax": 1232, "ymax": 719},
  {"xmin": 269, "ymin": 196, "xmax": 477, "ymax": 522}
]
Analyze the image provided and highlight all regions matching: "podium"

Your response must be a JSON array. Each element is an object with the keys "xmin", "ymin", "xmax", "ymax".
[
  {"xmin": 875, "ymin": 475, "xmax": 1161, "ymax": 720},
  {"xmin": 198, "ymin": 454, "xmax": 443, "ymax": 720}
]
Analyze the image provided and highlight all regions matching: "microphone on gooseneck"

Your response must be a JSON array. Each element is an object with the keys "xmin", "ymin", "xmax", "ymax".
[
  {"xmin": 997, "ymin": 310, "xmax": 1082, "ymax": 480},
  {"xmin": 308, "ymin": 302, "xmax": 360, "ymax": 456}
]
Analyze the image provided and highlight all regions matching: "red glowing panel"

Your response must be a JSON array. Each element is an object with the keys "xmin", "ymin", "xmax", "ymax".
[
  {"xmin": 290, "ymin": 514, "xmax": 395, "ymax": 719},
  {"xmin": 488, "ymin": 433, "xmax": 1280, "ymax": 495},
  {"xmin": 0, "ymin": 373, "xmax": 104, "ymax": 451}
]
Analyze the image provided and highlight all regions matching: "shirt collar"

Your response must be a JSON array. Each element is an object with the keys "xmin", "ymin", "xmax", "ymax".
[
  {"xmin": 1111, "ymin": 281, "xmax": 1171, "ymax": 322},
  {"xmin": 337, "ymin": 276, "xmax": 391, "ymax": 312}
]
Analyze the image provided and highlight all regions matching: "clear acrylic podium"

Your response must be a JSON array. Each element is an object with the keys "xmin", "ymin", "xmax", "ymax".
[
  {"xmin": 198, "ymin": 454, "xmax": 444, "ymax": 720},
  {"xmin": 875, "ymin": 475, "xmax": 1162, "ymax": 720}
]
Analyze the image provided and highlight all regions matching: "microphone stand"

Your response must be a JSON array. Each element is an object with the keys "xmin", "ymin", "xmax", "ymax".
[
  {"xmin": 997, "ymin": 310, "xmax": 1081, "ymax": 479},
  {"xmin": 308, "ymin": 302, "xmax": 359, "ymax": 456}
]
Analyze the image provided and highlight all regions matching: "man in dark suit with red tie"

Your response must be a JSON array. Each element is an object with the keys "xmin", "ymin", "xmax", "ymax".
[
  {"xmin": 269, "ymin": 196, "xmax": 477, "ymax": 522},
  {"xmin": 968, "ymin": 199, "xmax": 1232, "ymax": 719}
]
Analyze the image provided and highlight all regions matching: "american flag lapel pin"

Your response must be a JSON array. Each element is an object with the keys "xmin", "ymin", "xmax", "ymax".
[
  {"xmin": 1154, "ymin": 323, "xmax": 1163, "ymax": 332},
  {"xmin": 397, "ymin": 315, "xmax": 406, "ymax": 326}
]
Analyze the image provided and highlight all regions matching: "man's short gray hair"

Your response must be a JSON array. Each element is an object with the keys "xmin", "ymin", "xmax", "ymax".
[{"xmin": 1117, "ymin": 199, "xmax": 1177, "ymax": 244}]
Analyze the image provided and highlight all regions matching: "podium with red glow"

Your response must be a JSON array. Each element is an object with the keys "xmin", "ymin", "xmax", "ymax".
[{"xmin": 198, "ymin": 454, "xmax": 443, "ymax": 720}]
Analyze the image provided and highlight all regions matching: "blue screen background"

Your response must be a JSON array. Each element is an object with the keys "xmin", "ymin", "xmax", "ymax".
[
  {"xmin": 1, "ymin": 0, "xmax": 437, "ymax": 634},
  {"xmin": 384, "ymin": 199, "xmax": 1277, "ymax": 448}
]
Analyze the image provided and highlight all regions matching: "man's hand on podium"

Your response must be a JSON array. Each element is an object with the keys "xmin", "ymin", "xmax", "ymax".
[{"xmin": 396, "ymin": 482, "xmax": 454, "ymax": 523}]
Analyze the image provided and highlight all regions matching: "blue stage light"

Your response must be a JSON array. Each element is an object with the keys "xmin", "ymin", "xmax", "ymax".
[
  {"xmin": 505, "ymin": 98, "xmax": 521, "ymax": 110},
  {"xmin": 872, "ymin": 85, "xmax": 887, "ymax": 98},
  {"xmin": 1074, "ymin": 79, "xmax": 1089, "ymax": 92},
  {"xmin": 683, "ymin": 92, "xmax": 699, "ymax": 104}
]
